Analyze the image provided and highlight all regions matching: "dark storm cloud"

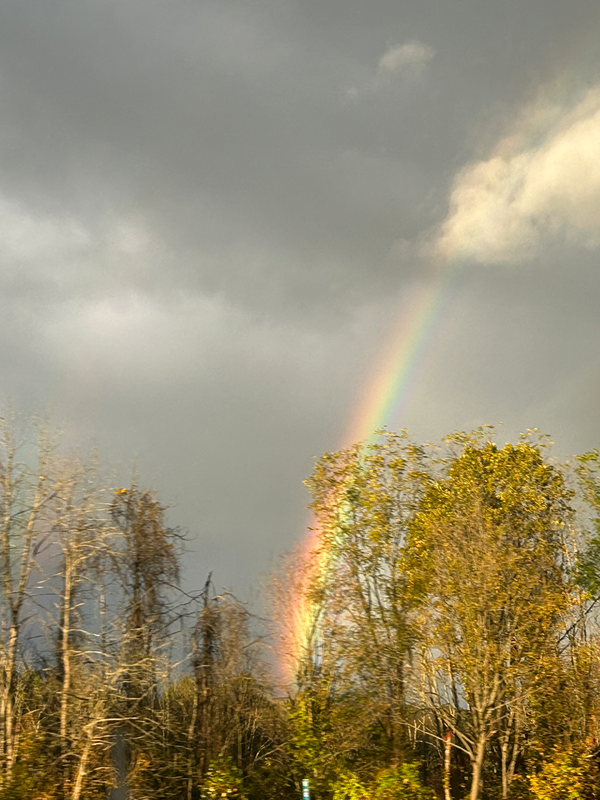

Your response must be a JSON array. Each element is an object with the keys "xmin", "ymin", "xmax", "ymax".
[
  {"xmin": 2, "ymin": 0, "xmax": 596, "ymax": 312},
  {"xmin": 0, "ymin": 0, "xmax": 599, "ymax": 592},
  {"xmin": 0, "ymin": 0, "xmax": 435, "ymax": 311}
]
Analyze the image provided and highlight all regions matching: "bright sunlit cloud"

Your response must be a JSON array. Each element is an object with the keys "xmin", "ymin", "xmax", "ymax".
[{"xmin": 434, "ymin": 86, "xmax": 600, "ymax": 264}]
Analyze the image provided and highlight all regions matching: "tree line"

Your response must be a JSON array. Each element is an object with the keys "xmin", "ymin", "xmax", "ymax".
[
  {"xmin": 294, "ymin": 429, "xmax": 600, "ymax": 800},
  {"xmin": 1, "ymin": 416, "xmax": 600, "ymax": 799}
]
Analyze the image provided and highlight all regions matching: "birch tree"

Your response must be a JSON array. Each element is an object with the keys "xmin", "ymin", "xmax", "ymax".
[
  {"xmin": 0, "ymin": 417, "xmax": 58, "ymax": 784},
  {"xmin": 51, "ymin": 455, "xmax": 112, "ymax": 800}
]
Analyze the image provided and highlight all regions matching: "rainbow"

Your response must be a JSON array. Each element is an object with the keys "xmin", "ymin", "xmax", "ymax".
[
  {"xmin": 279, "ymin": 257, "xmax": 462, "ymax": 684},
  {"xmin": 279, "ymin": 61, "xmax": 600, "ymax": 683},
  {"xmin": 344, "ymin": 259, "xmax": 462, "ymax": 446}
]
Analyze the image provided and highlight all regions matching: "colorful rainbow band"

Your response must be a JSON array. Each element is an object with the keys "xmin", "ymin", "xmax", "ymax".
[{"xmin": 280, "ymin": 257, "xmax": 462, "ymax": 683}]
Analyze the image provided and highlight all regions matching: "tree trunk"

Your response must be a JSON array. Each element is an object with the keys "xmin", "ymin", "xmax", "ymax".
[
  {"xmin": 186, "ymin": 691, "xmax": 198, "ymax": 800},
  {"xmin": 500, "ymin": 706, "xmax": 520, "ymax": 799},
  {"xmin": 71, "ymin": 726, "xmax": 94, "ymax": 800},
  {"xmin": 443, "ymin": 732, "xmax": 452, "ymax": 800},
  {"xmin": 470, "ymin": 737, "xmax": 486, "ymax": 800},
  {"xmin": 1, "ymin": 623, "xmax": 19, "ymax": 782},
  {"xmin": 500, "ymin": 738, "xmax": 509, "ymax": 800},
  {"xmin": 59, "ymin": 558, "xmax": 74, "ymax": 795}
]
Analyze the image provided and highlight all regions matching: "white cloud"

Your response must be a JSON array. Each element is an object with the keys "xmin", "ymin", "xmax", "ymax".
[
  {"xmin": 0, "ymin": 196, "xmax": 90, "ymax": 264},
  {"xmin": 434, "ymin": 87, "xmax": 600, "ymax": 264},
  {"xmin": 377, "ymin": 40, "xmax": 435, "ymax": 76}
]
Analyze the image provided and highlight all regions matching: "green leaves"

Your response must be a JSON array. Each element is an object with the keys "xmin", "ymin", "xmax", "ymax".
[
  {"xmin": 331, "ymin": 766, "xmax": 434, "ymax": 800},
  {"xmin": 201, "ymin": 757, "xmax": 245, "ymax": 800}
]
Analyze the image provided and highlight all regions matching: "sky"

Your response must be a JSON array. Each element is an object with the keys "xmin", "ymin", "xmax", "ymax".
[{"xmin": 1, "ymin": 0, "xmax": 600, "ymax": 596}]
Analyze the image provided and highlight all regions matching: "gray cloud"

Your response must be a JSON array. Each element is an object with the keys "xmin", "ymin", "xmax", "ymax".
[{"xmin": 378, "ymin": 40, "xmax": 435, "ymax": 76}]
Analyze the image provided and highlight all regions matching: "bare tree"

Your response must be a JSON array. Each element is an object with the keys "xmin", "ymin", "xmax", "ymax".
[
  {"xmin": 0, "ymin": 416, "xmax": 58, "ymax": 784},
  {"xmin": 110, "ymin": 487, "xmax": 179, "ymax": 698},
  {"xmin": 50, "ymin": 454, "xmax": 112, "ymax": 800}
]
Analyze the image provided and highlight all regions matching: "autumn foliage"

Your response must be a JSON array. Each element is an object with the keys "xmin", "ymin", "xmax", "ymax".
[{"xmin": 0, "ymin": 417, "xmax": 600, "ymax": 799}]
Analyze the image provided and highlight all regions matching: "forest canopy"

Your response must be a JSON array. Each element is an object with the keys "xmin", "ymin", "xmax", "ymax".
[{"xmin": 0, "ymin": 416, "xmax": 599, "ymax": 800}]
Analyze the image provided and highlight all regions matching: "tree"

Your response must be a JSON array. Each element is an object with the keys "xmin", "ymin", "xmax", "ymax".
[
  {"xmin": 296, "ymin": 429, "xmax": 581, "ymax": 800},
  {"xmin": 303, "ymin": 433, "xmax": 428, "ymax": 768},
  {"xmin": 410, "ymin": 433, "xmax": 574, "ymax": 800},
  {"xmin": 0, "ymin": 417, "xmax": 60, "ymax": 785},
  {"xmin": 50, "ymin": 455, "xmax": 111, "ymax": 800},
  {"xmin": 186, "ymin": 578, "xmax": 280, "ymax": 800},
  {"xmin": 110, "ymin": 487, "xmax": 179, "ymax": 683},
  {"xmin": 108, "ymin": 486, "xmax": 180, "ymax": 796}
]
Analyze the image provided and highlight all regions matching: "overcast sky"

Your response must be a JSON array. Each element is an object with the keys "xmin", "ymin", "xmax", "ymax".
[{"xmin": 1, "ymin": 0, "xmax": 600, "ymax": 596}]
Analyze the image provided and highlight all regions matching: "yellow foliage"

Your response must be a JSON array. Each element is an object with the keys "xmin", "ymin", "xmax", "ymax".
[{"xmin": 528, "ymin": 746, "xmax": 599, "ymax": 800}]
